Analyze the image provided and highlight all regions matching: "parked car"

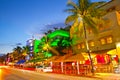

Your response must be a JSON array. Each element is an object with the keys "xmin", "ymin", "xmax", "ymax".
[
  {"xmin": 43, "ymin": 66, "xmax": 52, "ymax": 72},
  {"xmin": 36, "ymin": 65, "xmax": 52, "ymax": 72},
  {"xmin": 114, "ymin": 67, "xmax": 120, "ymax": 74},
  {"xmin": 36, "ymin": 65, "xmax": 44, "ymax": 72},
  {"xmin": 114, "ymin": 65, "xmax": 120, "ymax": 74}
]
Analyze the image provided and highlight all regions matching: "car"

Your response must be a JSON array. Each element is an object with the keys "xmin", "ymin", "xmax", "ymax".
[
  {"xmin": 36, "ymin": 65, "xmax": 52, "ymax": 72},
  {"xmin": 114, "ymin": 65, "xmax": 120, "ymax": 74},
  {"xmin": 114, "ymin": 67, "xmax": 120, "ymax": 74},
  {"xmin": 43, "ymin": 67, "xmax": 52, "ymax": 72},
  {"xmin": 114, "ymin": 68, "xmax": 120, "ymax": 74},
  {"xmin": 36, "ymin": 65, "xmax": 44, "ymax": 72}
]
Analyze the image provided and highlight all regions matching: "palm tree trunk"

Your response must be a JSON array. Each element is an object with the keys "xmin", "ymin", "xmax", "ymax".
[{"xmin": 83, "ymin": 21, "xmax": 94, "ymax": 76}]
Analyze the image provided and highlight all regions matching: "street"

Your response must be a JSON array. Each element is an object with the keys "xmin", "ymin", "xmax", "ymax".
[
  {"xmin": 1, "ymin": 66, "xmax": 120, "ymax": 80},
  {"xmin": 0, "ymin": 67, "xmax": 101, "ymax": 80}
]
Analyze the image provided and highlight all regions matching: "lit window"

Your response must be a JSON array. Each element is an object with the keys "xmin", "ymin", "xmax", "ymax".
[
  {"xmin": 81, "ymin": 43, "xmax": 85, "ymax": 49},
  {"xmin": 106, "ymin": 36, "xmax": 113, "ymax": 43},
  {"xmin": 104, "ymin": 19, "xmax": 111, "ymax": 29},
  {"xmin": 116, "ymin": 11, "xmax": 120, "ymax": 25},
  {"xmin": 77, "ymin": 44, "xmax": 81, "ymax": 49},
  {"xmin": 88, "ymin": 29, "xmax": 92, "ymax": 34},
  {"xmin": 89, "ymin": 41, "xmax": 95, "ymax": 47},
  {"xmin": 107, "ymin": 6, "xmax": 115, "ymax": 12},
  {"xmin": 100, "ymin": 38, "xmax": 106, "ymax": 45},
  {"xmin": 99, "ymin": 24, "xmax": 104, "ymax": 31}
]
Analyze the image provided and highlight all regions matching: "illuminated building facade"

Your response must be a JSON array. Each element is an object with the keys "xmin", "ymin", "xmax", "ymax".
[
  {"xmin": 26, "ymin": 39, "xmax": 34, "ymax": 58},
  {"xmin": 72, "ymin": 0, "xmax": 120, "ymax": 72}
]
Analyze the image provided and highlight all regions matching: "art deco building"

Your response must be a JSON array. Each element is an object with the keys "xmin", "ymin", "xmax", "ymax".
[
  {"xmin": 88, "ymin": 0, "xmax": 120, "ymax": 54},
  {"xmin": 73, "ymin": 0, "xmax": 120, "ymax": 67}
]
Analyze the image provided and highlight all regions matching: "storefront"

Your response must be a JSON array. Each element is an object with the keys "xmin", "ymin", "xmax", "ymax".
[
  {"xmin": 63, "ymin": 53, "xmax": 92, "ymax": 76},
  {"xmin": 52, "ymin": 54, "xmax": 72, "ymax": 74},
  {"xmin": 93, "ymin": 49, "xmax": 119, "ymax": 73}
]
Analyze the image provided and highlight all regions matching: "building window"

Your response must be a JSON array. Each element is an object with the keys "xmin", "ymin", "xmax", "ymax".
[
  {"xmin": 116, "ymin": 11, "xmax": 120, "ymax": 25},
  {"xmin": 98, "ymin": 23, "xmax": 104, "ymax": 31},
  {"xmin": 100, "ymin": 38, "xmax": 106, "ymax": 45},
  {"xmin": 107, "ymin": 6, "xmax": 115, "ymax": 13},
  {"xmin": 100, "ymin": 36, "xmax": 113, "ymax": 45},
  {"xmin": 81, "ymin": 43, "xmax": 85, "ymax": 49},
  {"xmin": 88, "ymin": 29, "xmax": 92, "ymax": 34},
  {"xmin": 106, "ymin": 36, "xmax": 113, "ymax": 44},
  {"xmin": 99, "ymin": 26, "xmax": 104, "ymax": 31},
  {"xmin": 99, "ymin": 18, "xmax": 111, "ymax": 32},
  {"xmin": 89, "ymin": 41, "xmax": 95, "ymax": 47},
  {"xmin": 104, "ymin": 19, "xmax": 111, "ymax": 29},
  {"xmin": 77, "ymin": 44, "xmax": 81, "ymax": 49}
]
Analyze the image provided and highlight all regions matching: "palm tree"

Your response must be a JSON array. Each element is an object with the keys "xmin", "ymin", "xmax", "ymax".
[
  {"xmin": 13, "ymin": 46, "xmax": 23, "ymax": 60},
  {"xmin": 40, "ymin": 34, "xmax": 60, "ymax": 56},
  {"xmin": 65, "ymin": 0, "xmax": 106, "ymax": 75},
  {"xmin": 13, "ymin": 46, "xmax": 22, "ymax": 53},
  {"xmin": 22, "ymin": 46, "xmax": 29, "ymax": 55}
]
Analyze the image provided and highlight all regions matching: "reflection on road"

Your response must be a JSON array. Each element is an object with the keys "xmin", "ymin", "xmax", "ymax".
[
  {"xmin": 0, "ymin": 67, "xmax": 67, "ymax": 80},
  {"xmin": 0, "ymin": 68, "xmax": 2, "ymax": 80},
  {"xmin": 0, "ymin": 67, "xmax": 99, "ymax": 80},
  {"xmin": 0, "ymin": 68, "xmax": 12, "ymax": 80}
]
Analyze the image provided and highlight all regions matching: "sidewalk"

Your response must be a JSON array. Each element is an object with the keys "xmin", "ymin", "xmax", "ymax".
[{"xmin": 93, "ymin": 73, "xmax": 120, "ymax": 80}]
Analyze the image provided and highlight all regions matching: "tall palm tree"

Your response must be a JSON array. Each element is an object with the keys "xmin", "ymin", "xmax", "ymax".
[{"xmin": 65, "ymin": 0, "xmax": 106, "ymax": 75}]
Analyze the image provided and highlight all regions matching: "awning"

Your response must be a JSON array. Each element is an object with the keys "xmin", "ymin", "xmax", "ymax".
[
  {"xmin": 16, "ymin": 60, "xmax": 26, "ymax": 64},
  {"xmin": 81, "ymin": 52, "xmax": 97, "ymax": 59},
  {"xmin": 64, "ymin": 53, "xmax": 85, "ymax": 62},
  {"xmin": 107, "ymin": 49, "xmax": 117, "ymax": 55},
  {"xmin": 53, "ymin": 54, "xmax": 72, "ymax": 62},
  {"xmin": 44, "ymin": 56, "xmax": 59, "ymax": 62}
]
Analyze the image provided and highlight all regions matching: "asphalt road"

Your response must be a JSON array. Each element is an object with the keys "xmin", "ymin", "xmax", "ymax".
[{"xmin": 0, "ymin": 67, "xmax": 101, "ymax": 80}]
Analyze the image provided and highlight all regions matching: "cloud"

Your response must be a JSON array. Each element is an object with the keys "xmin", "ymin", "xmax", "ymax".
[
  {"xmin": 26, "ymin": 22, "xmax": 67, "ymax": 39},
  {"xmin": 44, "ymin": 22, "xmax": 66, "ymax": 29}
]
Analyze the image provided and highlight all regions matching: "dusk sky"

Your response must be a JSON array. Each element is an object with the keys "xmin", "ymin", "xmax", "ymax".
[{"xmin": 0, "ymin": 0, "xmax": 110, "ymax": 54}]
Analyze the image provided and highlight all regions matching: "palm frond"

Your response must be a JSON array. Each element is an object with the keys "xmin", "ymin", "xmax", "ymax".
[
  {"xmin": 78, "ymin": 0, "xmax": 91, "ymax": 14},
  {"xmin": 89, "ymin": 1, "xmax": 105, "ymax": 9},
  {"xmin": 65, "ymin": 0, "xmax": 106, "ymax": 41},
  {"xmin": 88, "ymin": 1, "xmax": 107, "ymax": 17},
  {"xmin": 70, "ymin": 18, "xmax": 79, "ymax": 38},
  {"xmin": 65, "ymin": 14, "xmax": 77, "ymax": 24},
  {"xmin": 64, "ymin": 9, "xmax": 77, "ymax": 13},
  {"xmin": 78, "ymin": 21, "xmax": 84, "ymax": 37},
  {"xmin": 67, "ymin": 0, "xmax": 79, "ymax": 11},
  {"xmin": 83, "ymin": 16, "xmax": 98, "ymax": 34}
]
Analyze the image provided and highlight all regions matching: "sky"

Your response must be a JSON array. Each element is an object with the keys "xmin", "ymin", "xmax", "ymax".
[{"xmin": 0, "ymin": 0, "xmax": 110, "ymax": 54}]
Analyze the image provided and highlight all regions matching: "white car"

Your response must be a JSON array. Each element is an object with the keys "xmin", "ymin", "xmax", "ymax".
[
  {"xmin": 36, "ymin": 66, "xmax": 52, "ymax": 72},
  {"xmin": 36, "ymin": 65, "xmax": 44, "ymax": 72},
  {"xmin": 114, "ymin": 65, "xmax": 120, "ymax": 74},
  {"xmin": 43, "ymin": 67, "xmax": 52, "ymax": 72},
  {"xmin": 114, "ymin": 67, "xmax": 120, "ymax": 74}
]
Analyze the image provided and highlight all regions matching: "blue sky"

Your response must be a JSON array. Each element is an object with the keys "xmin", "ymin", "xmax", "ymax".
[{"xmin": 0, "ymin": 0, "xmax": 110, "ymax": 54}]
